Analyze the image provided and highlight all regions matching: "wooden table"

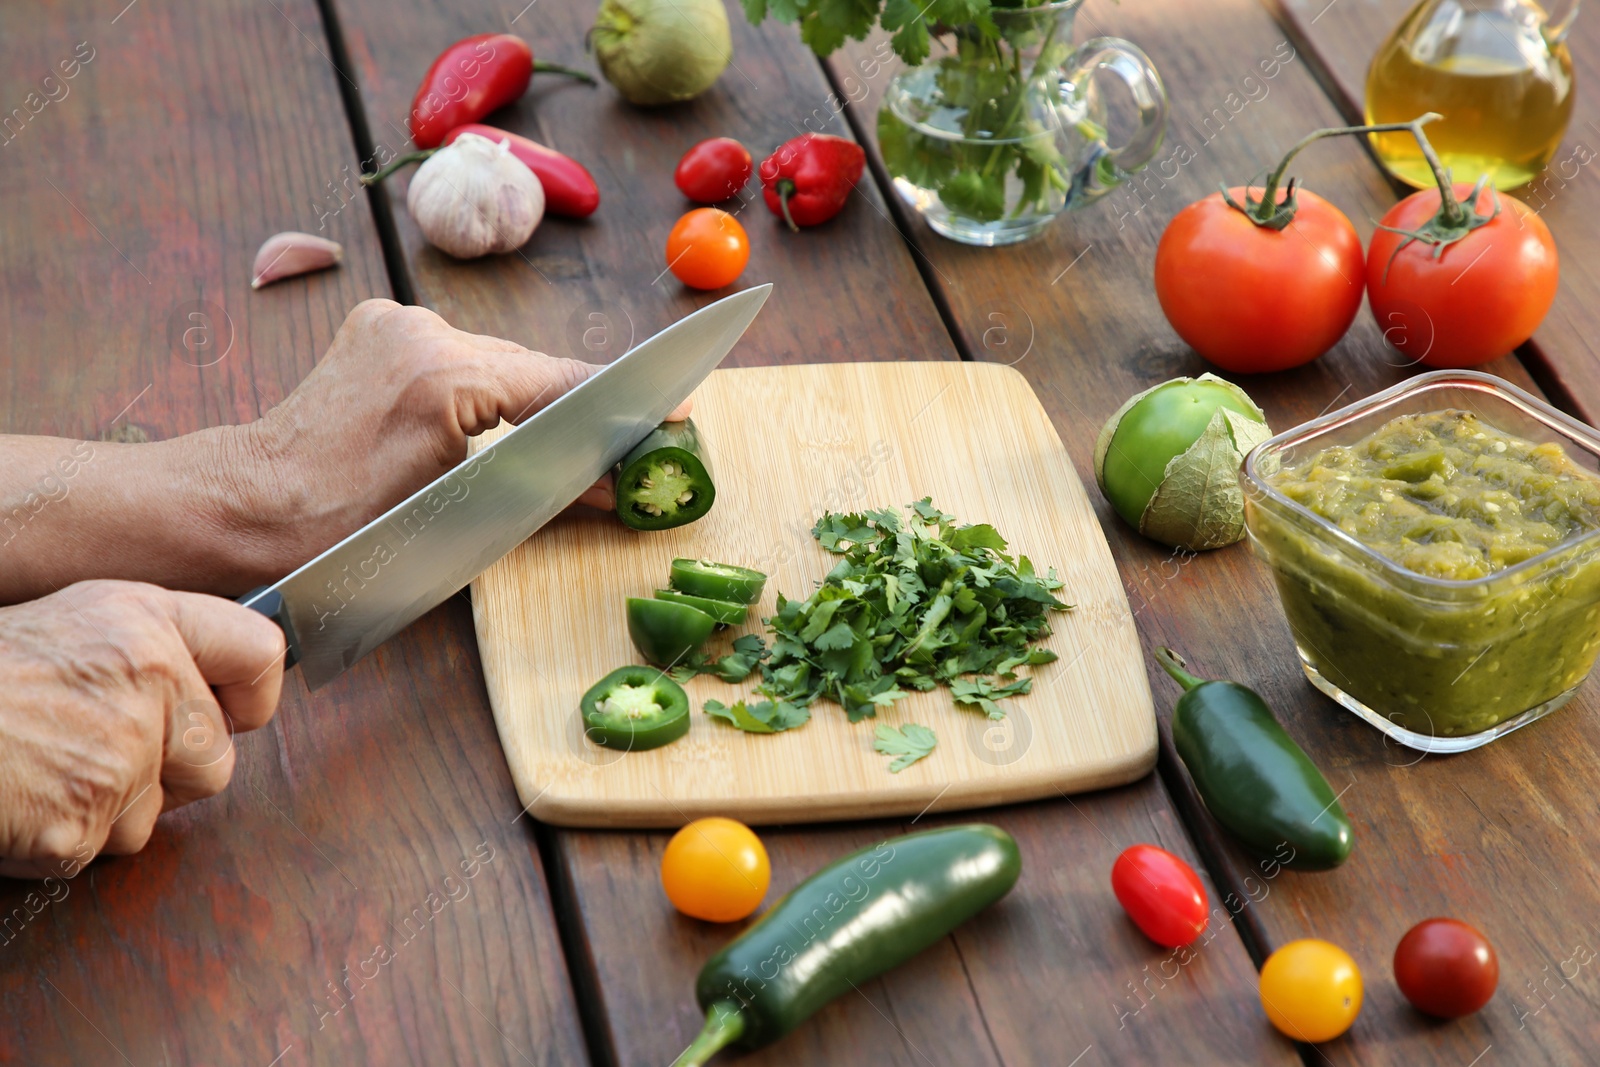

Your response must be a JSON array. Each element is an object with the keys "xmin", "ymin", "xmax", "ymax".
[{"xmin": 3, "ymin": 0, "xmax": 1597, "ymax": 1063}]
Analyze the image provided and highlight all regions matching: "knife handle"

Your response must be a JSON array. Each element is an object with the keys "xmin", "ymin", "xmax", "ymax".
[{"xmin": 240, "ymin": 587, "xmax": 302, "ymax": 671}]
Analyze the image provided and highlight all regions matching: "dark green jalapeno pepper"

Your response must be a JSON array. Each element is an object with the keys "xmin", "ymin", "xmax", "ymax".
[
  {"xmin": 579, "ymin": 666, "xmax": 690, "ymax": 750},
  {"xmin": 614, "ymin": 419, "xmax": 716, "ymax": 531},
  {"xmin": 627, "ymin": 597, "xmax": 717, "ymax": 666},
  {"xmin": 671, "ymin": 824, "xmax": 1021, "ymax": 1066},
  {"xmin": 653, "ymin": 589, "xmax": 747, "ymax": 625},
  {"xmin": 1156, "ymin": 648, "xmax": 1353, "ymax": 871},
  {"xmin": 669, "ymin": 558, "xmax": 767, "ymax": 605}
]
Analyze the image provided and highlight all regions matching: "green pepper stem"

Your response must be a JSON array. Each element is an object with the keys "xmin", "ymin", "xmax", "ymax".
[
  {"xmin": 776, "ymin": 179, "xmax": 800, "ymax": 232},
  {"xmin": 360, "ymin": 148, "xmax": 436, "ymax": 185},
  {"xmin": 1154, "ymin": 647, "xmax": 1208, "ymax": 692},
  {"xmin": 533, "ymin": 59, "xmax": 597, "ymax": 84},
  {"xmin": 670, "ymin": 1002, "xmax": 745, "ymax": 1067}
]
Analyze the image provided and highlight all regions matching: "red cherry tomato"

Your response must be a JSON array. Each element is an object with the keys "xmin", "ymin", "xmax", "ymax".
[
  {"xmin": 1111, "ymin": 844, "xmax": 1208, "ymax": 947},
  {"xmin": 665, "ymin": 208, "xmax": 749, "ymax": 291},
  {"xmin": 1393, "ymin": 918, "xmax": 1498, "ymax": 1018},
  {"xmin": 1154, "ymin": 188, "xmax": 1364, "ymax": 373},
  {"xmin": 675, "ymin": 138, "xmax": 753, "ymax": 204},
  {"xmin": 1367, "ymin": 183, "xmax": 1558, "ymax": 368}
]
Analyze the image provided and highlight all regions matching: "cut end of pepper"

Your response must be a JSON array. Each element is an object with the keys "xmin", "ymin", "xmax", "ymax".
[
  {"xmin": 670, "ymin": 1002, "xmax": 746, "ymax": 1067},
  {"xmin": 1154, "ymin": 647, "xmax": 1208, "ymax": 692}
]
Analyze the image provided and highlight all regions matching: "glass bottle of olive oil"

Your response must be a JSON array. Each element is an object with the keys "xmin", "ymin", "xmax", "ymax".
[{"xmin": 1365, "ymin": 0, "xmax": 1577, "ymax": 190}]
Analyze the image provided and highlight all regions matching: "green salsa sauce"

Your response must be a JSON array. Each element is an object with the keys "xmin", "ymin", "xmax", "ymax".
[{"xmin": 1258, "ymin": 410, "xmax": 1600, "ymax": 738}]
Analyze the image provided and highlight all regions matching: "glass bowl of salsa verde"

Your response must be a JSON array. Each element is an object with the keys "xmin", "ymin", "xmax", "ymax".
[{"xmin": 1242, "ymin": 370, "xmax": 1600, "ymax": 753}]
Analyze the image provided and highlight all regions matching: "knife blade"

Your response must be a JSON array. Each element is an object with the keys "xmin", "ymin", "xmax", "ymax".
[{"xmin": 242, "ymin": 284, "xmax": 771, "ymax": 690}]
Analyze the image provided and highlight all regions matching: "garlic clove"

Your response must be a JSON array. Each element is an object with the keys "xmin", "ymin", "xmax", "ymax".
[
  {"xmin": 406, "ymin": 132, "xmax": 544, "ymax": 259},
  {"xmin": 252, "ymin": 231, "xmax": 343, "ymax": 289}
]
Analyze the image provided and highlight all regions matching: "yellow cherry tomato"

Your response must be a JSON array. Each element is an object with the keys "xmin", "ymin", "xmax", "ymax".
[
  {"xmin": 661, "ymin": 817, "xmax": 771, "ymax": 922},
  {"xmin": 1259, "ymin": 939, "xmax": 1363, "ymax": 1043}
]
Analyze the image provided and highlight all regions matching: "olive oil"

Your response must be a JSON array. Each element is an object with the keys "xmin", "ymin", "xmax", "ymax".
[{"xmin": 1365, "ymin": 0, "xmax": 1575, "ymax": 190}]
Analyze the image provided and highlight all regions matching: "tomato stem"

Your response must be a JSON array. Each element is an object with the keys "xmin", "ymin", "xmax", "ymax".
[
  {"xmin": 1225, "ymin": 113, "xmax": 1443, "ymax": 230},
  {"xmin": 1371, "ymin": 119, "xmax": 1502, "ymax": 278},
  {"xmin": 360, "ymin": 149, "xmax": 436, "ymax": 185}
]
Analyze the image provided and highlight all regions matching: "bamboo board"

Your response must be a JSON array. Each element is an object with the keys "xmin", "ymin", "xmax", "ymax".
[{"xmin": 469, "ymin": 362, "xmax": 1155, "ymax": 827}]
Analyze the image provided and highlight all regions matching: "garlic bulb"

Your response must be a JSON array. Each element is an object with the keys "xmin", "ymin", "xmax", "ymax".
[{"xmin": 406, "ymin": 132, "xmax": 544, "ymax": 259}]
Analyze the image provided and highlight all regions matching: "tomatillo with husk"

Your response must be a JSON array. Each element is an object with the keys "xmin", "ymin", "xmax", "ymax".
[
  {"xmin": 590, "ymin": 0, "xmax": 731, "ymax": 106},
  {"xmin": 1094, "ymin": 374, "xmax": 1270, "ymax": 551}
]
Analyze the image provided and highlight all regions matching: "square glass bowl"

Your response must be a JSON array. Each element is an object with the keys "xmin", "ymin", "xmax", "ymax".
[{"xmin": 1241, "ymin": 370, "xmax": 1600, "ymax": 753}]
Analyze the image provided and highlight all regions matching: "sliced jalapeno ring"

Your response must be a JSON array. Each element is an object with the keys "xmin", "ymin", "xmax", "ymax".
[
  {"xmin": 579, "ymin": 666, "xmax": 690, "ymax": 751},
  {"xmin": 614, "ymin": 419, "xmax": 716, "ymax": 531},
  {"xmin": 654, "ymin": 589, "xmax": 747, "ymax": 626},
  {"xmin": 627, "ymin": 597, "xmax": 717, "ymax": 667},
  {"xmin": 669, "ymin": 558, "xmax": 767, "ymax": 605}
]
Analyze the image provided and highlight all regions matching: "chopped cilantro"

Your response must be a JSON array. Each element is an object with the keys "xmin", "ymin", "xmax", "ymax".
[
  {"xmin": 874, "ymin": 722, "xmax": 938, "ymax": 773},
  {"xmin": 743, "ymin": 498, "xmax": 1068, "ymax": 726}
]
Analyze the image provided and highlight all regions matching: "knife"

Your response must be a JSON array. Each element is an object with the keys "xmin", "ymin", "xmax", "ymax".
[{"xmin": 240, "ymin": 284, "xmax": 771, "ymax": 690}]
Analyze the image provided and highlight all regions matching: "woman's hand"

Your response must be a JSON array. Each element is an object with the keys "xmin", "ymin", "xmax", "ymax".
[{"xmin": 0, "ymin": 581, "xmax": 285, "ymax": 878}]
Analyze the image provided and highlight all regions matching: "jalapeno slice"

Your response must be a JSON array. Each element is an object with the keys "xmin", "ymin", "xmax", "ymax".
[
  {"xmin": 627, "ymin": 597, "xmax": 718, "ymax": 666},
  {"xmin": 654, "ymin": 589, "xmax": 747, "ymax": 625},
  {"xmin": 669, "ymin": 559, "xmax": 767, "ymax": 605},
  {"xmin": 614, "ymin": 419, "xmax": 717, "ymax": 531},
  {"xmin": 579, "ymin": 666, "xmax": 691, "ymax": 750}
]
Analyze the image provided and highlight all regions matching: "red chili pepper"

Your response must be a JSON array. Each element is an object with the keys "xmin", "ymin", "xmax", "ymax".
[
  {"xmin": 442, "ymin": 124, "xmax": 599, "ymax": 218},
  {"xmin": 408, "ymin": 33, "xmax": 594, "ymax": 150},
  {"xmin": 758, "ymin": 133, "xmax": 865, "ymax": 231},
  {"xmin": 675, "ymin": 137, "xmax": 753, "ymax": 204}
]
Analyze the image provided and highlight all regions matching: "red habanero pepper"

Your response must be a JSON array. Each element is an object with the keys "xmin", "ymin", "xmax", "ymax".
[
  {"xmin": 408, "ymin": 33, "xmax": 594, "ymax": 150},
  {"xmin": 442, "ymin": 124, "xmax": 599, "ymax": 217},
  {"xmin": 758, "ymin": 133, "xmax": 865, "ymax": 231}
]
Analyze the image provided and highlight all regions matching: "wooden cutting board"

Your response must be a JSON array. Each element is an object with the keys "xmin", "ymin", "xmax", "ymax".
[{"xmin": 469, "ymin": 362, "xmax": 1155, "ymax": 828}]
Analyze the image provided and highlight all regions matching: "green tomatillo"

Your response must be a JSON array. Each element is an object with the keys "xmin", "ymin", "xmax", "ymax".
[{"xmin": 1093, "ymin": 374, "xmax": 1270, "ymax": 551}]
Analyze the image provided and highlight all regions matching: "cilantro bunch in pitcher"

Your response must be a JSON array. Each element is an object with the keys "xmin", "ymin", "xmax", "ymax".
[{"xmin": 743, "ymin": 0, "xmax": 1123, "ymax": 241}]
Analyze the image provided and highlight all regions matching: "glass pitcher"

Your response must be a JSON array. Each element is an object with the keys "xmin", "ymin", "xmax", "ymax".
[
  {"xmin": 877, "ymin": 0, "xmax": 1168, "ymax": 246},
  {"xmin": 1365, "ymin": 0, "xmax": 1577, "ymax": 190}
]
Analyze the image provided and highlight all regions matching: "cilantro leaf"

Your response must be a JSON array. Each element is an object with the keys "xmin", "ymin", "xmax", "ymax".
[
  {"xmin": 705, "ymin": 698, "xmax": 811, "ymax": 734},
  {"xmin": 874, "ymin": 722, "xmax": 937, "ymax": 773},
  {"xmin": 714, "ymin": 634, "xmax": 769, "ymax": 682}
]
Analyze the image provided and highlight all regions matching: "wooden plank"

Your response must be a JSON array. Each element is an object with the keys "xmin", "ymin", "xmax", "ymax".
[
  {"xmin": 1276, "ymin": 0, "xmax": 1600, "ymax": 420},
  {"xmin": 831, "ymin": 0, "xmax": 1600, "ymax": 1062},
  {"xmin": 0, "ymin": 3, "xmax": 586, "ymax": 1065},
  {"xmin": 330, "ymin": 0, "xmax": 1294, "ymax": 1061},
  {"xmin": 330, "ymin": 0, "xmax": 957, "ymax": 365},
  {"xmin": 471, "ymin": 363, "xmax": 1156, "ymax": 827}
]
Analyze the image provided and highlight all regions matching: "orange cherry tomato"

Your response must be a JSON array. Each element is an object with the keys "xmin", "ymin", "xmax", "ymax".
[
  {"xmin": 660, "ymin": 816, "xmax": 770, "ymax": 922},
  {"xmin": 1259, "ymin": 938, "xmax": 1363, "ymax": 1043},
  {"xmin": 665, "ymin": 208, "xmax": 749, "ymax": 291}
]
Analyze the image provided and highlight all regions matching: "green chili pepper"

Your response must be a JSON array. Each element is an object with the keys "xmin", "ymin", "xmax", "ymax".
[
  {"xmin": 1156, "ymin": 648, "xmax": 1353, "ymax": 871},
  {"xmin": 578, "ymin": 666, "xmax": 690, "ymax": 750},
  {"xmin": 671, "ymin": 824, "xmax": 1021, "ymax": 1066},
  {"xmin": 614, "ymin": 419, "xmax": 716, "ymax": 531},
  {"xmin": 669, "ymin": 558, "xmax": 767, "ymax": 605},
  {"xmin": 627, "ymin": 597, "xmax": 716, "ymax": 667},
  {"xmin": 653, "ymin": 589, "xmax": 747, "ymax": 625}
]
